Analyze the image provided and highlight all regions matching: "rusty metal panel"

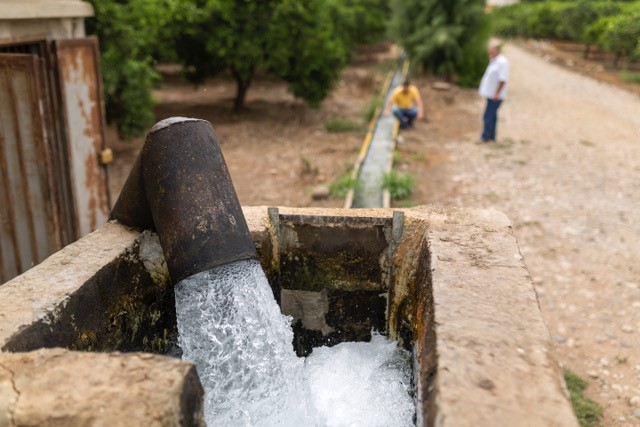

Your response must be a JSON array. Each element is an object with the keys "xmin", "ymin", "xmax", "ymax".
[
  {"xmin": 54, "ymin": 37, "xmax": 109, "ymax": 238},
  {"xmin": 0, "ymin": 54, "xmax": 59, "ymax": 283}
]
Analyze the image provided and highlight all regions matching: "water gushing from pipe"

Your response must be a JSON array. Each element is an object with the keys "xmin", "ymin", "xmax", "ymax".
[{"xmin": 175, "ymin": 259, "xmax": 414, "ymax": 426}]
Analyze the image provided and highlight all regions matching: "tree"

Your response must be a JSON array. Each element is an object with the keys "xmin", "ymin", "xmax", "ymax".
[
  {"xmin": 86, "ymin": 0, "xmax": 174, "ymax": 139},
  {"xmin": 171, "ymin": 0, "xmax": 349, "ymax": 111},
  {"xmin": 326, "ymin": 0, "xmax": 391, "ymax": 50},
  {"xmin": 601, "ymin": 13, "xmax": 640, "ymax": 68},
  {"xmin": 556, "ymin": 1, "xmax": 621, "ymax": 58},
  {"xmin": 389, "ymin": 0, "xmax": 491, "ymax": 86}
]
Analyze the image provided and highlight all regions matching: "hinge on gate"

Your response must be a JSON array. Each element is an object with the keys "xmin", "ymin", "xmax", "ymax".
[{"xmin": 100, "ymin": 148, "xmax": 113, "ymax": 165}]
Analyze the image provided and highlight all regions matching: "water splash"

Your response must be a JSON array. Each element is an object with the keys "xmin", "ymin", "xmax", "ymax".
[{"xmin": 175, "ymin": 259, "xmax": 413, "ymax": 426}]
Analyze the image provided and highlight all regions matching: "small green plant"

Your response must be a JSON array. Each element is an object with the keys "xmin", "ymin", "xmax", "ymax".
[
  {"xmin": 324, "ymin": 118, "xmax": 360, "ymax": 133},
  {"xmin": 328, "ymin": 172, "xmax": 359, "ymax": 198},
  {"xmin": 392, "ymin": 150, "xmax": 404, "ymax": 165},
  {"xmin": 564, "ymin": 369, "xmax": 604, "ymax": 427},
  {"xmin": 363, "ymin": 97, "xmax": 383, "ymax": 123},
  {"xmin": 620, "ymin": 70, "xmax": 640, "ymax": 84},
  {"xmin": 382, "ymin": 171, "xmax": 414, "ymax": 200}
]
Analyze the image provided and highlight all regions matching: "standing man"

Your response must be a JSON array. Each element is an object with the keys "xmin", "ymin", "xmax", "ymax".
[
  {"xmin": 384, "ymin": 79, "xmax": 424, "ymax": 130},
  {"xmin": 478, "ymin": 43, "xmax": 510, "ymax": 143}
]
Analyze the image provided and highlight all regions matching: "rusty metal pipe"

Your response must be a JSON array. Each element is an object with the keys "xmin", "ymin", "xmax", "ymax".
[{"xmin": 110, "ymin": 117, "xmax": 257, "ymax": 284}]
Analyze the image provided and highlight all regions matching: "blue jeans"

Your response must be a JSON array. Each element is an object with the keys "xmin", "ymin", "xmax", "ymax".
[
  {"xmin": 392, "ymin": 107, "xmax": 418, "ymax": 129},
  {"xmin": 481, "ymin": 98, "xmax": 503, "ymax": 141}
]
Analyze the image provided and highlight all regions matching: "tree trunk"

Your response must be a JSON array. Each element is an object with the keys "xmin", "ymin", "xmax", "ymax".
[
  {"xmin": 583, "ymin": 44, "xmax": 590, "ymax": 59},
  {"xmin": 231, "ymin": 68, "xmax": 253, "ymax": 112}
]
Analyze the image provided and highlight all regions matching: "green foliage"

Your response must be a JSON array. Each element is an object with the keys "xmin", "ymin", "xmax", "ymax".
[
  {"xmin": 326, "ymin": 0, "xmax": 391, "ymax": 50},
  {"xmin": 600, "ymin": 12, "xmax": 640, "ymax": 66},
  {"xmin": 556, "ymin": 0, "xmax": 621, "ymax": 42},
  {"xmin": 86, "ymin": 0, "xmax": 171, "ymax": 138},
  {"xmin": 329, "ymin": 172, "xmax": 360, "ymax": 198},
  {"xmin": 383, "ymin": 170, "xmax": 414, "ymax": 200},
  {"xmin": 171, "ymin": 0, "xmax": 349, "ymax": 111},
  {"xmin": 564, "ymin": 369, "xmax": 604, "ymax": 427},
  {"xmin": 390, "ymin": 0, "xmax": 492, "ymax": 86},
  {"xmin": 267, "ymin": 0, "xmax": 349, "ymax": 108},
  {"xmin": 490, "ymin": 3, "xmax": 531, "ymax": 37},
  {"xmin": 491, "ymin": 1, "xmax": 629, "ymax": 42},
  {"xmin": 324, "ymin": 118, "xmax": 361, "ymax": 133},
  {"xmin": 584, "ymin": 16, "xmax": 614, "ymax": 48}
]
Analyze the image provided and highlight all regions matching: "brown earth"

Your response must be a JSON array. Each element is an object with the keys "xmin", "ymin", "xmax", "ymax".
[{"xmin": 107, "ymin": 40, "xmax": 640, "ymax": 426}]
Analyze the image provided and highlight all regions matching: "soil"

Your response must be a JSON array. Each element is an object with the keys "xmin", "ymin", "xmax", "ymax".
[{"xmin": 107, "ymin": 40, "xmax": 640, "ymax": 426}]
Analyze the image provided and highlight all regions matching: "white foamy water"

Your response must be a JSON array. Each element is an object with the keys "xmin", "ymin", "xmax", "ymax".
[{"xmin": 175, "ymin": 259, "xmax": 414, "ymax": 427}]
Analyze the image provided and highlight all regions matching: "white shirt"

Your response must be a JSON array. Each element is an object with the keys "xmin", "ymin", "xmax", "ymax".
[{"xmin": 479, "ymin": 53, "xmax": 510, "ymax": 100}]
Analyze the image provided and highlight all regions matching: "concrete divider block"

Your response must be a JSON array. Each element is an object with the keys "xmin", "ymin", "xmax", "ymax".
[{"xmin": 0, "ymin": 348, "xmax": 204, "ymax": 426}]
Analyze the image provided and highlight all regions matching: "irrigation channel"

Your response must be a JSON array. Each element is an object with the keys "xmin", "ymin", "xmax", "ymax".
[
  {"xmin": 347, "ymin": 54, "xmax": 407, "ymax": 209},
  {"xmin": 167, "ymin": 95, "xmax": 417, "ymax": 424}
]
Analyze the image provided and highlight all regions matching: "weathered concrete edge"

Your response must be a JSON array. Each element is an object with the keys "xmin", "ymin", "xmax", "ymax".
[
  {"xmin": 245, "ymin": 205, "xmax": 577, "ymax": 426},
  {"xmin": 0, "ymin": 348, "xmax": 204, "ymax": 426},
  {"xmin": 407, "ymin": 205, "xmax": 578, "ymax": 427},
  {"xmin": 0, "ymin": 222, "xmax": 140, "ymax": 348}
]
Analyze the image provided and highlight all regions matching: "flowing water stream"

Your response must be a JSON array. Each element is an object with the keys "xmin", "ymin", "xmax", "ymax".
[{"xmin": 175, "ymin": 259, "xmax": 414, "ymax": 426}]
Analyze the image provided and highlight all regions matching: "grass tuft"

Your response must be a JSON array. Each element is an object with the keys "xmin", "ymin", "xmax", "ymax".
[
  {"xmin": 564, "ymin": 369, "xmax": 604, "ymax": 427},
  {"xmin": 619, "ymin": 70, "xmax": 640, "ymax": 84},
  {"xmin": 324, "ymin": 118, "xmax": 360, "ymax": 133}
]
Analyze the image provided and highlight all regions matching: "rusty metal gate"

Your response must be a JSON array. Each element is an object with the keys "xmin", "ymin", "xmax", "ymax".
[{"xmin": 0, "ymin": 37, "xmax": 110, "ymax": 284}]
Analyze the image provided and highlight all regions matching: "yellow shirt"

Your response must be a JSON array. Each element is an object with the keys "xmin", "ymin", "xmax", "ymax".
[{"xmin": 391, "ymin": 85, "xmax": 420, "ymax": 109}]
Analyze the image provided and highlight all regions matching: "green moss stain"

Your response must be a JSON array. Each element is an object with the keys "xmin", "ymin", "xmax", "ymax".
[
  {"xmin": 71, "ymin": 240, "xmax": 177, "ymax": 354},
  {"xmin": 281, "ymin": 251, "xmax": 381, "ymax": 292}
]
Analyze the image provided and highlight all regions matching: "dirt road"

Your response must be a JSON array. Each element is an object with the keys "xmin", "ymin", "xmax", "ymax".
[{"xmin": 427, "ymin": 43, "xmax": 640, "ymax": 426}]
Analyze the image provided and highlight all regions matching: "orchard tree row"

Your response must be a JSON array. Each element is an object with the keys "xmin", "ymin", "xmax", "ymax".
[
  {"xmin": 87, "ymin": 0, "xmax": 491, "ymax": 139},
  {"xmin": 491, "ymin": 1, "xmax": 640, "ymax": 67}
]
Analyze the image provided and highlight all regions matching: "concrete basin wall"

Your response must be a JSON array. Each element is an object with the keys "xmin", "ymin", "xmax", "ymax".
[{"xmin": 0, "ymin": 206, "xmax": 578, "ymax": 426}]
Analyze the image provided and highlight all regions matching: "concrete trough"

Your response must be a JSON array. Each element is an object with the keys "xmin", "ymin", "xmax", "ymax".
[{"xmin": 0, "ymin": 206, "xmax": 578, "ymax": 426}]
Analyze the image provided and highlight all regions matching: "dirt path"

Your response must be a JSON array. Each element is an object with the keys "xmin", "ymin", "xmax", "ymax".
[{"xmin": 417, "ymin": 43, "xmax": 640, "ymax": 426}]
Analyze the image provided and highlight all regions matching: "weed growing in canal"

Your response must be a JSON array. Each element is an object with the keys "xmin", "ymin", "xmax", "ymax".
[
  {"xmin": 329, "ymin": 171, "xmax": 360, "ymax": 198},
  {"xmin": 383, "ymin": 171, "xmax": 414, "ymax": 200},
  {"xmin": 564, "ymin": 368, "xmax": 603, "ymax": 427}
]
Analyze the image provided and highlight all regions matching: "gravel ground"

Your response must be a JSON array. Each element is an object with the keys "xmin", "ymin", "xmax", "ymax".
[{"xmin": 432, "ymin": 43, "xmax": 640, "ymax": 426}]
